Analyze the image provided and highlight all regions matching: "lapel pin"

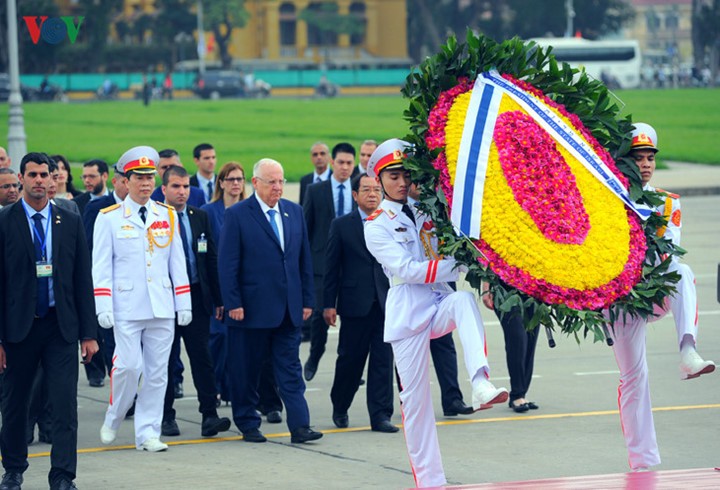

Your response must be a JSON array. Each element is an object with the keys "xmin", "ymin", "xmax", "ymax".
[{"xmin": 283, "ymin": 212, "xmax": 289, "ymax": 217}]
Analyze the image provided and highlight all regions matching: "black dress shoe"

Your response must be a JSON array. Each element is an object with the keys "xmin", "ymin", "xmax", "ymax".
[
  {"xmin": 332, "ymin": 413, "xmax": 349, "ymax": 428},
  {"xmin": 88, "ymin": 378, "xmax": 105, "ymax": 388},
  {"xmin": 0, "ymin": 472, "xmax": 23, "ymax": 490},
  {"xmin": 371, "ymin": 420, "xmax": 399, "ymax": 433},
  {"xmin": 526, "ymin": 401, "xmax": 539, "ymax": 410},
  {"xmin": 202, "ymin": 416, "xmax": 231, "ymax": 437},
  {"xmin": 174, "ymin": 383, "xmax": 184, "ymax": 399},
  {"xmin": 126, "ymin": 401, "xmax": 136, "ymax": 418},
  {"xmin": 303, "ymin": 360, "xmax": 317, "ymax": 382},
  {"xmin": 242, "ymin": 428, "xmax": 267, "ymax": 443},
  {"xmin": 443, "ymin": 399, "xmax": 474, "ymax": 416},
  {"xmin": 50, "ymin": 478, "xmax": 77, "ymax": 490},
  {"xmin": 291, "ymin": 426, "xmax": 323, "ymax": 443},
  {"xmin": 509, "ymin": 400, "xmax": 530, "ymax": 413},
  {"xmin": 161, "ymin": 419, "xmax": 181, "ymax": 437},
  {"xmin": 266, "ymin": 410, "xmax": 282, "ymax": 424}
]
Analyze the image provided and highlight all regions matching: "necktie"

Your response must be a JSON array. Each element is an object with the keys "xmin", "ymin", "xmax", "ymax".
[
  {"xmin": 32, "ymin": 213, "xmax": 49, "ymax": 318},
  {"xmin": 207, "ymin": 181, "xmax": 213, "ymax": 201},
  {"xmin": 178, "ymin": 211, "xmax": 192, "ymax": 279},
  {"xmin": 315, "ymin": 176, "xmax": 321, "ymax": 183},
  {"xmin": 139, "ymin": 206, "xmax": 147, "ymax": 224},
  {"xmin": 401, "ymin": 204, "xmax": 416, "ymax": 225},
  {"xmin": 267, "ymin": 209, "xmax": 281, "ymax": 242},
  {"xmin": 337, "ymin": 183, "xmax": 345, "ymax": 217}
]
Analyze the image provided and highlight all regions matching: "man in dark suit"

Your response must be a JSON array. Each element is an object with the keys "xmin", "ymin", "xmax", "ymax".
[
  {"xmin": 74, "ymin": 159, "xmax": 110, "ymax": 215},
  {"xmin": 0, "ymin": 152, "xmax": 99, "ymax": 490},
  {"xmin": 150, "ymin": 149, "xmax": 205, "ymax": 208},
  {"xmin": 298, "ymin": 142, "xmax": 331, "ymax": 205},
  {"xmin": 323, "ymin": 173, "xmax": 397, "ymax": 433},
  {"xmin": 302, "ymin": 142, "xmax": 356, "ymax": 381},
  {"xmin": 218, "ymin": 158, "xmax": 322, "ymax": 444},
  {"xmin": 159, "ymin": 166, "xmax": 231, "ymax": 438},
  {"xmin": 190, "ymin": 143, "xmax": 217, "ymax": 203}
]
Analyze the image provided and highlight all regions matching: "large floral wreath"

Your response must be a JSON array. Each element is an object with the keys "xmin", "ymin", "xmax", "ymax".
[{"xmin": 401, "ymin": 33, "xmax": 680, "ymax": 341}]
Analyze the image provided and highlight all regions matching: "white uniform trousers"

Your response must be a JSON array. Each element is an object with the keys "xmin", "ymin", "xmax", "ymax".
[
  {"xmin": 391, "ymin": 291, "xmax": 490, "ymax": 488},
  {"xmin": 104, "ymin": 318, "xmax": 175, "ymax": 448},
  {"xmin": 608, "ymin": 319, "xmax": 661, "ymax": 470},
  {"xmin": 667, "ymin": 262, "xmax": 698, "ymax": 347}
]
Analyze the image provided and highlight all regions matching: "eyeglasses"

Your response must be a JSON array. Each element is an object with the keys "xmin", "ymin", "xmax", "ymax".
[
  {"xmin": 224, "ymin": 177, "xmax": 245, "ymax": 183},
  {"xmin": 0, "ymin": 183, "xmax": 20, "ymax": 190},
  {"xmin": 255, "ymin": 177, "xmax": 286, "ymax": 186}
]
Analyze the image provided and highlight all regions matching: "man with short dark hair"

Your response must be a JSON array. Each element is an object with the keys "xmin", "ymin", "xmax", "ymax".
[
  {"xmin": 0, "ymin": 152, "xmax": 99, "ymax": 490},
  {"xmin": 150, "ymin": 149, "xmax": 205, "ymax": 208},
  {"xmin": 0, "ymin": 168, "xmax": 20, "ymax": 208},
  {"xmin": 302, "ymin": 142, "xmax": 357, "ymax": 381},
  {"xmin": 159, "ymin": 165, "xmax": 231, "ymax": 439},
  {"xmin": 191, "ymin": 144, "xmax": 217, "ymax": 202},
  {"xmin": 74, "ymin": 159, "xmax": 110, "ymax": 215},
  {"xmin": 323, "ymin": 173, "xmax": 397, "ymax": 433}
]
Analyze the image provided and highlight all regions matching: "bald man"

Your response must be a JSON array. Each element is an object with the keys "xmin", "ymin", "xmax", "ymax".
[{"xmin": 0, "ymin": 147, "xmax": 11, "ymax": 169}]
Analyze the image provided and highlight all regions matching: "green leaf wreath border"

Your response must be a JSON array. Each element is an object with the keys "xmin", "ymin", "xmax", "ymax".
[{"xmin": 400, "ymin": 31, "xmax": 681, "ymax": 341}]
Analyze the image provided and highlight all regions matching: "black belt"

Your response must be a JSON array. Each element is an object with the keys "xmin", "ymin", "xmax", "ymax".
[{"xmin": 34, "ymin": 306, "xmax": 56, "ymax": 319}]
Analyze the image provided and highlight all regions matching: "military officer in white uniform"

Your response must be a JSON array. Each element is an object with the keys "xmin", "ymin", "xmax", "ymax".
[
  {"xmin": 607, "ymin": 123, "xmax": 715, "ymax": 472},
  {"xmin": 363, "ymin": 139, "xmax": 508, "ymax": 488},
  {"xmin": 93, "ymin": 146, "xmax": 192, "ymax": 452},
  {"xmin": 631, "ymin": 123, "xmax": 714, "ymax": 379}
]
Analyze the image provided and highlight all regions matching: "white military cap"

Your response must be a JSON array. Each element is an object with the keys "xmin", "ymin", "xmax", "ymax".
[
  {"xmin": 630, "ymin": 123, "xmax": 658, "ymax": 153},
  {"xmin": 366, "ymin": 138, "xmax": 413, "ymax": 178},
  {"xmin": 116, "ymin": 146, "xmax": 159, "ymax": 175}
]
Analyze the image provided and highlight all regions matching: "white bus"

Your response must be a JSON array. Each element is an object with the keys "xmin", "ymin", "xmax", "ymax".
[{"xmin": 530, "ymin": 37, "xmax": 642, "ymax": 89}]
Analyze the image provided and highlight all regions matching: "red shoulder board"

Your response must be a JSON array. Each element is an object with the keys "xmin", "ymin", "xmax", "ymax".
[
  {"xmin": 655, "ymin": 187, "xmax": 680, "ymax": 199},
  {"xmin": 366, "ymin": 209, "xmax": 383, "ymax": 221}
]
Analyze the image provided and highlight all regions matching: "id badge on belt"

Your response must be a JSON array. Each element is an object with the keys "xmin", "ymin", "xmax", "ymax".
[{"xmin": 36, "ymin": 260, "xmax": 53, "ymax": 277}]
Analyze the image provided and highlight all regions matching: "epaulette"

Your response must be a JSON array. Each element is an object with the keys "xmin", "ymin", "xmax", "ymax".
[
  {"xmin": 100, "ymin": 203, "xmax": 121, "ymax": 214},
  {"xmin": 655, "ymin": 187, "xmax": 680, "ymax": 199},
  {"xmin": 366, "ymin": 209, "xmax": 383, "ymax": 221},
  {"xmin": 155, "ymin": 201, "xmax": 174, "ymax": 210}
]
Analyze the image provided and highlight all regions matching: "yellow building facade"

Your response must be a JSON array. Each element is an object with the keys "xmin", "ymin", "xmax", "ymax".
[{"xmin": 225, "ymin": 0, "xmax": 408, "ymax": 64}]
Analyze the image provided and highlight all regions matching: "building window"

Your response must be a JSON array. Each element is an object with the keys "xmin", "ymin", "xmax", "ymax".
[
  {"xmin": 349, "ymin": 2, "xmax": 366, "ymax": 46},
  {"xmin": 279, "ymin": 2, "xmax": 296, "ymax": 46},
  {"xmin": 306, "ymin": 2, "xmax": 338, "ymax": 47}
]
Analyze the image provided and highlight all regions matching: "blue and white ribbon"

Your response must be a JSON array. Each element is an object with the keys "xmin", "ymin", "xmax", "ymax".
[{"xmin": 479, "ymin": 70, "xmax": 651, "ymax": 221}]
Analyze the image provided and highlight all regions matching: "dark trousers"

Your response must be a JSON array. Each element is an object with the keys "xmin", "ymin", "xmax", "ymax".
[
  {"xmin": 257, "ymin": 359, "xmax": 283, "ymax": 414},
  {"xmin": 0, "ymin": 310, "xmax": 78, "ymax": 483},
  {"xmin": 430, "ymin": 332, "xmax": 467, "ymax": 411},
  {"xmin": 307, "ymin": 275, "xmax": 328, "ymax": 366},
  {"xmin": 164, "ymin": 286, "xmax": 219, "ymax": 421},
  {"xmin": 499, "ymin": 308, "xmax": 539, "ymax": 402},
  {"xmin": 82, "ymin": 327, "xmax": 114, "ymax": 382},
  {"xmin": 228, "ymin": 312, "xmax": 309, "ymax": 433},
  {"xmin": 330, "ymin": 302, "xmax": 393, "ymax": 424},
  {"xmin": 209, "ymin": 315, "xmax": 230, "ymax": 401},
  {"xmin": 28, "ymin": 366, "xmax": 51, "ymax": 441}
]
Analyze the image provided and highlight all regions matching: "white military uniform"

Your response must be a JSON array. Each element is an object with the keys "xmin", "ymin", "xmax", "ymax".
[
  {"xmin": 364, "ymin": 199, "xmax": 494, "ymax": 488},
  {"xmin": 93, "ymin": 194, "xmax": 190, "ymax": 447}
]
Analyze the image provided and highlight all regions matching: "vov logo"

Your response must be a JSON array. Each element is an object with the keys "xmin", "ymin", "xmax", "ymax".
[{"xmin": 23, "ymin": 16, "xmax": 84, "ymax": 45}]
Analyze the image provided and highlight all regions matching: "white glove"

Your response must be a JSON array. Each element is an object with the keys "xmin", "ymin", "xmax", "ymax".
[
  {"xmin": 177, "ymin": 310, "xmax": 192, "ymax": 326},
  {"xmin": 97, "ymin": 311, "xmax": 115, "ymax": 329}
]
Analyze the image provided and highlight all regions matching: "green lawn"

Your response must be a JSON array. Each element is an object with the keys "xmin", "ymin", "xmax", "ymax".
[{"xmin": 1, "ymin": 88, "xmax": 718, "ymax": 182}]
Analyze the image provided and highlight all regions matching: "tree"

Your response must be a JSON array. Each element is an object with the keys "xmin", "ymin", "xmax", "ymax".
[
  {"xmin": 203, "ymin": 0, "xmax": 250, "ymax": 69},
  {"xmin": 693, "ymin": 0, "xmax": 720, "ymax": 84},
  {"xmin": 77, "ymin": 0, "xmax": 123, "ymax": 67},
  {"xmin": 298, "ymin": 2, "xmax": 366, "ymax": 62},
  {"xmin": 406, "ymin": 0, "xmax": 635, "ymax": 63}
]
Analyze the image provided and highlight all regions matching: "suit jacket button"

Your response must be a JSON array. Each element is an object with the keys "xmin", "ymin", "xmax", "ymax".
[{"xmin": 148, "ymin": 278, "xmax": 152, "ymax": 282}]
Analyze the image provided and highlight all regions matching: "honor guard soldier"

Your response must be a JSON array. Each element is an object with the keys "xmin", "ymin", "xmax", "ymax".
[
  {"xmin": 92, "ymin": 146, "xmax": 192, "ymax": 452},
  {"xmin": 631, "ymin": 123, "xmax": 714, "ymax": 379},
  {"xmin": 363, "ymin": 139, "xmax": 508, "ymax": 488}
]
